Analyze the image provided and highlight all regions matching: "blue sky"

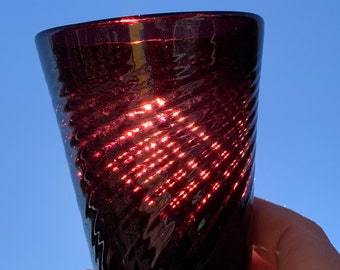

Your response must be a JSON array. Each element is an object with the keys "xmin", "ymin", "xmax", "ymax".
[{"xmin": 1, "ymin": 0, "xmax": 339, "ymax": 269}]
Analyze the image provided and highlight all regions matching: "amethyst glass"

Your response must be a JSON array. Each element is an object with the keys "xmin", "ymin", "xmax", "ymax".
[{"xmin": 36, "ymin": 12, "xmax": 263, "ymax": 270}]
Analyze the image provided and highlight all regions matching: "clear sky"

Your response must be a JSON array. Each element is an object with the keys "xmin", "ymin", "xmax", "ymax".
[{"xmin": 1, "ymin": 0, "xmax": 339, "ymax": 269}]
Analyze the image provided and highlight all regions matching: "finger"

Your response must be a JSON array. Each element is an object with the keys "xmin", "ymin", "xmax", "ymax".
[
  {"xmin": 251, "ymin": 248, "xmax": 275, "ymax": 270},
  {"xmin": 251, "ymin": 197, "xmax": 340, "ymax": 270}
]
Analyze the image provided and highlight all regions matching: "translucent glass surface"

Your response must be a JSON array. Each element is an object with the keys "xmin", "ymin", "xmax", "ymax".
[{"xmin": 36, "ymin": 12, "xmax": 263, "ymax": 270}]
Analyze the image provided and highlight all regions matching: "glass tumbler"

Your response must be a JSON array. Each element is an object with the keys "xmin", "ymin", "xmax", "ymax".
[{"xmin": 36, "ymin": 12, "xmax": 264, "ymax": 270}]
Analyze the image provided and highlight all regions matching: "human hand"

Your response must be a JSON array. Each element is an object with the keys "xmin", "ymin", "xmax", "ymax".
[{"xmin": 251, "ymin": 197, "xmax": 340, "ymax": 270}]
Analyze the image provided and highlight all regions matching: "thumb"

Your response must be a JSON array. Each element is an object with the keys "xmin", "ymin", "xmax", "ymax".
[{"xmin": 251, "ymin": 197, "xmax": 340, "ymax": 270}]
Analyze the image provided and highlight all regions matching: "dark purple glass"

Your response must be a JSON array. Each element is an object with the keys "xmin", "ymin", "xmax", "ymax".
[{"xmin": 36, "ymin": 12, "xmax": 263, "ymax": 270}]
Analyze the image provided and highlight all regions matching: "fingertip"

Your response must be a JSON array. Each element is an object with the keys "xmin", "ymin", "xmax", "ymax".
[
  {"xmin": 251, "ymin": 197, "xmax": 340, "ymax": 269},
  {"xmin": 251, "ymin": 247, "xmax": 275, "ymax": 270}
]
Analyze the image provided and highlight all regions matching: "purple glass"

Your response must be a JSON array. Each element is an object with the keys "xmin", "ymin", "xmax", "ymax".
[{"xmin": 36, "ymin": 12, "xmax": 263, "ymax": 270}]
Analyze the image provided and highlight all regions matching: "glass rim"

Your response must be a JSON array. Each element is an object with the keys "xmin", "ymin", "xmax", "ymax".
[{"xmin": 35, "ymin": 11, "xmax": 263, "ymax": 39}]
